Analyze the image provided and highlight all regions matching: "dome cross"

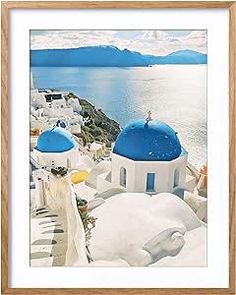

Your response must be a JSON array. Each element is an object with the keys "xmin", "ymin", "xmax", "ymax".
[{"xmin": 146, "ymin": 111, "xmax": 153, "ymax": 123}]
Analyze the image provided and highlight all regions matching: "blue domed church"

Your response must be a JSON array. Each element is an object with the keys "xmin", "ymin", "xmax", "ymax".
[
  {"xmin": 97, "ymin": 113, "xmax": 188, "ymax": 194},
  {"xmin": 33, "ymin": 126, "xmax": 79, "ymax": 168}
]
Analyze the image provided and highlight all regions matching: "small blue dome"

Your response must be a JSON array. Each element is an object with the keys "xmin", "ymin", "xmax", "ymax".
[
  {"xmin": 113, "ymin": 119, "xmax": 182, "ymax": 161},
  {"xmin": 36, "ymin": 127, "xmax": 76, "ymax": 153}
]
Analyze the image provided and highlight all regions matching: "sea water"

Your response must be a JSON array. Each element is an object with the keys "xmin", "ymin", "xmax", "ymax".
[{"xmin": 31, "ymin": 65, "xmax": 207, "ymax": 169}]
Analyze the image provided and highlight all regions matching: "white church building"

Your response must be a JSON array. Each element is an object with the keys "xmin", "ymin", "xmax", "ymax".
[
  {"xmin": 33, "ymin": 126, "xmax": 80, "ymax": 169},
  {"xmin": 97, "ymin": 114, "xmax": 188, "ymax": 195}
]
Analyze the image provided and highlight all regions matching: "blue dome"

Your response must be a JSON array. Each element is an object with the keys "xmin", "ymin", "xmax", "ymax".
[
  {"xmin": 113, "ymin": 119, "xmax": 182, "ymax": 161},
  {"xmin": 36, "ymin": 127, "xmax": 76, "ymax": 153}
]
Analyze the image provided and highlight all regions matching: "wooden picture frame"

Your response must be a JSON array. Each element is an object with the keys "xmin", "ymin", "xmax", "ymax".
[{"xmin": 1, "ymin": 1, "xmax": 235, "ymax": 294}]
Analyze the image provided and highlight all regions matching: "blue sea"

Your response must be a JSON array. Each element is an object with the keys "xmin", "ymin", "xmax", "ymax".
[{"xmin": 31, "ymin": 65, "xmax": 207, "ymax": 169}]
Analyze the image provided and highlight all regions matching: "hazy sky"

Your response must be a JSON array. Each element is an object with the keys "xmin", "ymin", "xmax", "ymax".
[{"xmin": 31, "ymin": 30, "xmax": 207, "ymax": 56}]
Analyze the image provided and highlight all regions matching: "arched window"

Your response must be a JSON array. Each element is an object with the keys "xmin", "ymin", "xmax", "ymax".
[
  {"xmin": 174, "ymin": 168, "xmax": 180, "ymax": 188},
  {"xmin": 120, "ymin": 167, "xmax": 127, "ymax": 187}
]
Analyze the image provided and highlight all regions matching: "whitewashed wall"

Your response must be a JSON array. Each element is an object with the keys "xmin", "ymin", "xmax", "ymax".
[
  {"xmin": 110, "ymin": 152, "xmax": 187, "ymax": 194},
  {"xmin": 33, "ymin": 147, "xmax": 80, "ymax": 169}
]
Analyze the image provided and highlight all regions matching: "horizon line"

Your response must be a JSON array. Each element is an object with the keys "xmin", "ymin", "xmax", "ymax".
[{"xmin": 30, "ymin": 45, "xmax": 207, "ymax": 57}]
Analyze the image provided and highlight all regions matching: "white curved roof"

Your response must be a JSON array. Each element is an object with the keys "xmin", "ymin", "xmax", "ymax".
[{"xmin": 89, "ymin": 193, "xmax": 206, "ymax": 266}]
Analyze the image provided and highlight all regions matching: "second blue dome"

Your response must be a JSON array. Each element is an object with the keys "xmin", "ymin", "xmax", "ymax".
[
  {"xmin": 113, "ymin": 119, "xmax": 182, "ymax": 161},
  {"xmin": 36, "ymin": 127, "xmax": 76, "ymax": 153}
]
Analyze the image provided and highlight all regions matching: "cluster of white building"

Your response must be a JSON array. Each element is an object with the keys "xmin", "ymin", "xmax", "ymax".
[
  {"xmin": 30, "ymin": 77, "xmax": 208, "ymax": 268},
  {"xmin": 31, "ymin": 73, "xmax": 83, "ymax": 135}
]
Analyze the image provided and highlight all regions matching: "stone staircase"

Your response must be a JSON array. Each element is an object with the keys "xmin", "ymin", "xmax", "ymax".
[{"xmin": 30, "ymin": 206, "xmax": 68, "ymax": 266}]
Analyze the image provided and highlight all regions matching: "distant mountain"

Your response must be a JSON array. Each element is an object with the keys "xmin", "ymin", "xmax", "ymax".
[
  {"xmin": 30, "ymin": 46, "xmax": 149, "ymax": 67},
  {"xmin": 30, "ymin": 46, "xmax": 207, "ymax": 67},
  {"xmin": 145, "ymin": 50, "xmax": 207, "ymax": 65}
]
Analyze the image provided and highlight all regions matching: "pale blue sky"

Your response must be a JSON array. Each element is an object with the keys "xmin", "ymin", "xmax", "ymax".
[{"xmin": 31, "ymin": 30, "xmax": 207, "ymax": 55}]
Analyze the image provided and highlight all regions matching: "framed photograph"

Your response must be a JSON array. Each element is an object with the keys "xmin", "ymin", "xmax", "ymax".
[{"xmin": 1, "ymin": 1, "xmax": 235, "ymax": 294}]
